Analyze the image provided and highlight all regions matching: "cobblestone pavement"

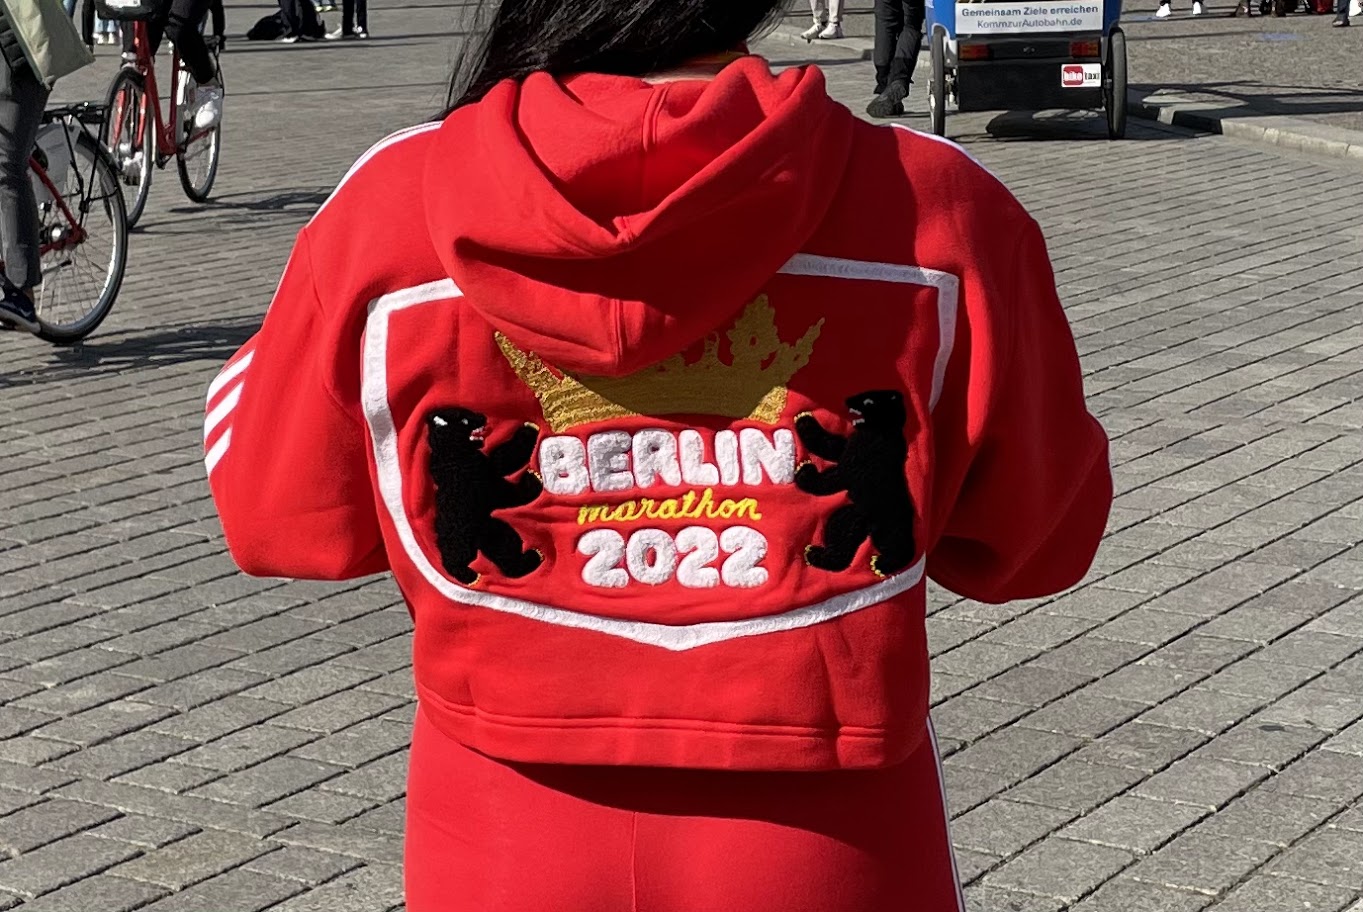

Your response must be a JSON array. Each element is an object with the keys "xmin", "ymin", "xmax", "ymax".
[
  {"xmin": 1, "ymin": 2, "xmax": 1361, "ymax": 910},
  {"xmin": 785, "ymin": 0, "xmax": 1363, "ymax": 133}
]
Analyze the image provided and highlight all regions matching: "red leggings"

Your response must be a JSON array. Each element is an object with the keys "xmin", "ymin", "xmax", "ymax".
[{"xmin": 405, "ymin": 706, "xmax": 965, "ymax": 912}]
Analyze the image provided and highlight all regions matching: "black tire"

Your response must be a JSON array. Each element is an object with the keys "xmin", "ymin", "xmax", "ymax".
[
  {"xmin": 929, "ymin": 29, "xmax": 947, "ymax": 137},
  {"xmin": 104, "ymin": 68, "xmax": 154, "ymax": 228},
  {"xmin": 33, "ymin": 131, "xmax": 128, "ymax": 344},
  {"xmin": 1105, "ymin": 27, "xmax": 1127, "ymax": 140},
  {"xmin": 176, "ymin": 59, "xmax": 222, "ymax": 202}
]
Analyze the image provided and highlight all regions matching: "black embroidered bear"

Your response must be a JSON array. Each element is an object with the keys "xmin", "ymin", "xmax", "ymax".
[
  {"xmin": 426, "ymin": 408, "xmax": 543, "ymax": 586},
  {"xmin": 794, "ymin": 390, "xmax": 917, "ymax": 577}
]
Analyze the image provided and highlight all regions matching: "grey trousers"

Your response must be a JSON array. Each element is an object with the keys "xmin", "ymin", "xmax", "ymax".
[{"xmin": 0, "ymin": 58, "xmax": 49, "ymax": 291}]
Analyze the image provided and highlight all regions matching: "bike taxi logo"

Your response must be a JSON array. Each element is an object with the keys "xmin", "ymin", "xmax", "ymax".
[
  {"xmin": 1062, "ymin": 63, "xmax": 1102, "ymax": 88},
  {"xmin": 422, "ymin": 295, "xmax": 911, "ymax": 591}
]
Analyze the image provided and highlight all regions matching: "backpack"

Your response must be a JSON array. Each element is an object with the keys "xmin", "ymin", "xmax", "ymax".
[{"xmin": 246, "ymin": 10, "xmax": 285, "ymax": 39}]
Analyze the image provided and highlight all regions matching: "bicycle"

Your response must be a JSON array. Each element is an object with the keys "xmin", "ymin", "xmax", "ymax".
[
  {"xmin": 1, "ymin": 103, "xmax": 128, "ymax": 344},
  {"xmin": 104, "ymin": 23, "xmax": 224, "ymax": 228}
]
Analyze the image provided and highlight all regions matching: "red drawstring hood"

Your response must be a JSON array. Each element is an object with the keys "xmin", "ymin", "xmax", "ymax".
[{"xmin": 423, "ymin": 57, "xmax": 855, "ymax": 376}]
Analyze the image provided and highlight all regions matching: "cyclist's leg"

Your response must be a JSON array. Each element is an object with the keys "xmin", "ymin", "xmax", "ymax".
[
  {"xmin": 122, "ymin": 8, "xmax": 168, "ymax": 57},
  {"xmin": 164, "ymin": 0, "xmax": 215, "ymax": 83},
  {"xmin": 0, "ymin": 60, "xmax": 50, "ymax": 323}
]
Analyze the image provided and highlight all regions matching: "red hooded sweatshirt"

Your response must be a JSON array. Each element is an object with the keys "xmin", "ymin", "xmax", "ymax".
[{"xmin": 205, "ymin": 58, "xmax": 1111, "ymax": 771}]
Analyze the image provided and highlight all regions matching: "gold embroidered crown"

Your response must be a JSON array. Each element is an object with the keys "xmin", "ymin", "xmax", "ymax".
[{"xmin": 497, "ymin": 295, "xmax": 823, "ymax": 432}]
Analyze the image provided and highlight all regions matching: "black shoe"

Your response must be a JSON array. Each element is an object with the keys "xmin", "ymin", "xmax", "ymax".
[
  {"xmin": 866, "ymin": 82, "xmax": 909, "ymax": 119},
  {"xmin": 0, "ymin": 289, "xmax": 40, "ymax": 334},
  {"xmin": 1333, "ymin": 15, "xmax": 1349, "ymax": 23}
]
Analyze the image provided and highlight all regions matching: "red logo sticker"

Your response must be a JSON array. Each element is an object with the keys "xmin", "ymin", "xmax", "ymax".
[{"xmin": 1061, "ymin": 64, "xmax": 1086, "ymax": 87}]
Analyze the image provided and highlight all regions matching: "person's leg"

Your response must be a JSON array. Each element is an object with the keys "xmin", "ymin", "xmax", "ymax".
[
  {"xmin": 404, "ymin": 706, "xmax": 635, "ymax": 912},
  {"xmin": 1335, "ymin": 0, "xmax": 1349, "ymax": 25},
  {"xmin": 872, "ymin": 0, "xmax": 904, "ymax": 93},
  {"xmin": 886, "ymin": 0, "xmax": 924, "ymax": 87},
  {"xmin": 637, "ymin": 722, "xmax": 964, "ymax": 912},
  {"xmin": 0, "ymin": 62, "xmax": 52, "ymax": 329},
  {"xmin": 164, "ymin": 0, "xmax": 216, "ymax": 83},
  {"xmin": 341, "ymin": 0, "xmax": 354, "ymax": 33}
]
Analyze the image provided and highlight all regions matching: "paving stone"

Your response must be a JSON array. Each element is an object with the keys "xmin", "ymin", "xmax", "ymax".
[
  {"xmin": 317, "ymin": 752, "xmax": 408, "ymax": 803},
  {"xmin": 1028, "ymin": 635, "xmax": 1150, "ymax": 679},
  {"xmin": 273, "ymin": 822, "xmax": 405, "ymax": 865},
  {"xmin": 192, "ymin": 756, "xmax": 346, "ymax": 808},
  {"xmin": 952, "ymin": 799, "xmax": 1075, "ymax": 857},
  {"xmin": 1068, "ymin": 877, "xmax": 1212, "ymax": 912},
  {"xmin": 148, "ymin": 695, "xmax": 291, "ymax": 743},
  {"xmin": 0, "ymin": 833, "xmax": 142, "ymax": 899},
  {"xmin": 242, "ymin": 845, "xmax": 363, "ymax": 886},
  {"xmin": 0, "ymin": 798, "xmax": 121, "ymax": 855},
  {"xmin": 8, "ymin": 874, "xmax": 169, "ymax": 912},
  {"xmin": 1267, "ymin": 828, "xmax": 1363, "ymax": 889},
  {"xmin": 347, "ymin": 799, "xmax": 405, "ymax": 835},
  {"xmin": 1005, "ymin": 757, "xmax": 1147, "ymax": 814},
  {"xmin": 984, "ymin": 837, "xmax": 1134, "ymax": 902},
  {"xmin": 1259, "ymin": 681, "xmax": 1363, "ymax": 733},
  {"xmin": 270, "ymin": 692, "xmax": 409, "ymax": 737},
  {"xmin": 1213, "ymin": 873, "xmax": 1359, "ymax": 912},
  {"xmin": 175, "ymin": 724, "xmax": 319, "ymax": 773},
  {"xmin": 931, "ymin": 695, "xmax": 1031, "ymax": 745},
  {"xmin": 114, "ymin": 761, "xmax": 224, "ymax": 795},
  {"xmin": 1020, "ymin": 691, "xmax": 1146, "ymax": 739},
  {"xmin": 111, "ymin": 829, "xmax": 274, "ymax": 890},
  {"xmin": 0, "ymin": 736, "xmax": 77, "ymax": 766},
  {"xmin": 1261, "ymin": 750, "xmax": 1363, "ymax": 804},
  {"xmin": 127, "ymin": 667, "xmax": 269, "ymax": 712},
  {"xmin": 257, "ymin": 864, "xmax": 404, "ymax": 912},
  {"xmin": 132, "ymin": 868, "xmax": 305, "ymax": 912},
  {"xmin": 1084, "ymin": 664, "xmax": 1199, "ymax": 706},
  {"xmin": 1140, "ymin": 635, "xmax": 1257, "ymax": 675},
  {"xmin": 265, "ymin": 788, "xmax": 377, "ymax": 825},
  {"xmin": 1075, "ymin": 722, "xmax": 1208, "ymax": 773},
  {"xmin": 54, "ymin": 780, "xmax": 293, "ymax": 839},
  {"xmin": 242, "ymin": 664, "xmax": 380, "ymax": 707},
  {"xmin": 1061, "ymin": 795, "xmax": 1209, "ymax": 855},
  {"xmin": 952, "ymin": 847, "xmax": 999, "ymax": 885},
  {"xmin": 1324, "ymin": 719, "xmax": 1363, "ymax": 757},
  {"xmin": 1257, "ymin": 631, "xmax": 1363, "ymax": 670},
  {"xmin": 34, "ymin": 700, "xmax": 177, "ymax": 748},
  {"xmin": 1198, "ymin": 720, "xmax": 1326, "ymax": 770},
  {"xmin": 290, "ymin": 719, "xmax": 413, "ymax": 770},
  {"xmin": 1137, "ymin": 686, "xmax": 1267, "ymax": 736},
  {"xmin": 0, "ymin": 762, "xmax": 74, "ymax": 796},
  {"xmin": 963, "ymin": 884, "xmax": 1064, "ymax": 912},
  {"xmin": 1204, "ymin": 658, "xmax": 1322, "ymax": 702},
  {"xmin": 87, "ymin": 814, "xmax": 199, "ymax": 849},
  {"xmin": 1126, "ymin": 828, "xmax": 1281, "ymax": 895},
  {"xmin": 45, "ymin": 731, "xmax": 198, "ymax": 781},
  {"xmin": 224, "ymin": 638, "xmax": 355, "ymax": 679},
  {"xmin": 948, "ymin": 728, "xmax": 1083, "ymax": 789}
]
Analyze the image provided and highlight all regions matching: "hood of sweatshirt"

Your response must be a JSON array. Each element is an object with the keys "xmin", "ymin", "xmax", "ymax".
[{"xmin": 423, "ymin": 56, "xmax": 855, "ymax": 377}]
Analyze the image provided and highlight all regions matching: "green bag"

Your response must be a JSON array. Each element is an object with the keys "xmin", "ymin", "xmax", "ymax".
[{"xmin": 0, "ymin": 0, "xmax": 94, "ymax": 88}]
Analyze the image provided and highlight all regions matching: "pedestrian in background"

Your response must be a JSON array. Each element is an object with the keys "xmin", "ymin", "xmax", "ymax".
[
  {"xmin": 800, "ymin": 0, "xmax": 843, "ymax": 40},
  {"xmin": 327, "ymin": 0, "xmax": 366, "ymax": 39},
  {"xmin": 867, "ymin": 0, "xmax": 925, "ymax": 117}
]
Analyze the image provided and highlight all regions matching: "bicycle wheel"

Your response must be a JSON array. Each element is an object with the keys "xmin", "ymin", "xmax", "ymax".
[
  {"xmin": 176, "ymin": 65, "xmax": 222, "ymax": 203},
  {"xmin": 104, "ymin": 68, "xmax": 155, "ymax": 228},
  {"xmin": 32, "ymin": 131, "xmax": 128, "ymax": 345}
]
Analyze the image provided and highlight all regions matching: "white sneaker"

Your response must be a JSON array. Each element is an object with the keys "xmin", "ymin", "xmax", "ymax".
[
  {"xmin": 1155, "ymin": 3, "xmax": 1172, "ymax": 15},
  {"xmin": 1192, "ymin": 1, "xmax": 1204, "ymax": 12},
  {"xmin": 801, "ymin": 21, "xmax": 824, "ymax": 40},
  {"xmin": 193, "ymin": 84, "xmax": 223, "ymax": 130},
  {"xmin": 818, "ymin": 22, "xmax": 844, "ymax": 38}
]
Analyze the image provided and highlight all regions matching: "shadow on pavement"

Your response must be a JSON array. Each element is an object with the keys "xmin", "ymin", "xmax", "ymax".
[
  {"xmin": 0, "ymin": 320, "xmax": 260, "ymax": 386},
  {"xmin": 1133, "ymin": 81, "xmax": 1363, "ymax": 120}
]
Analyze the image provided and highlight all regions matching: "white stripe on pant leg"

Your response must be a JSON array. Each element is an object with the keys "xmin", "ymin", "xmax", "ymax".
[
  {"xmin": 928, "ymin": 716, "xmax": 967, "ymax": 912},
  {"xmin": 204, "ymin": 382, "xmax": 242, "ymax": 443}
]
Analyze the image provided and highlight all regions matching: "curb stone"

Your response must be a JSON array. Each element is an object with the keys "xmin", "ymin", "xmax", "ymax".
[{"xmin": 765, "ymin": 22, "xmax": 1363, "ymax": 162}]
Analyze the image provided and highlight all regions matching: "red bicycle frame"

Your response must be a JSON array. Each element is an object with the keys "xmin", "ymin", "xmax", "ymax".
[
  {"xmin": 108, "ymin": 19, "xmax": 195, "ymax": 161},
  {"xmin": 27, "ymin": 160, "xmax": 86, "ymax": 256}
]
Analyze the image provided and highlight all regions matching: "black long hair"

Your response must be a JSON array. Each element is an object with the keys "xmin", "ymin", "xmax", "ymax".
[{"xmin": 446, "ymin": 0, "xmax": 791, "ymax": 112}]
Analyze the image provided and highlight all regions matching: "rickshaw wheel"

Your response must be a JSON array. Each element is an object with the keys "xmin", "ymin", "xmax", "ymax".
[
  {"xmin": 1105, "ymin": 27, "xmax": 1128, "ymax": 140},
  {"xmin": 930, "ymin": 29, "xmax": 947, "ymax": 137}
]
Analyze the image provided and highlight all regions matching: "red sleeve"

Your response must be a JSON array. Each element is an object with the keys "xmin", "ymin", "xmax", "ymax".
[
  {"xmin": 204, "ymin": 228, "xmax": 388, "ymax": 580},
  {"xmin": 927, "ymin": 216, "xmax": 1112, "ymax": 603}
]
